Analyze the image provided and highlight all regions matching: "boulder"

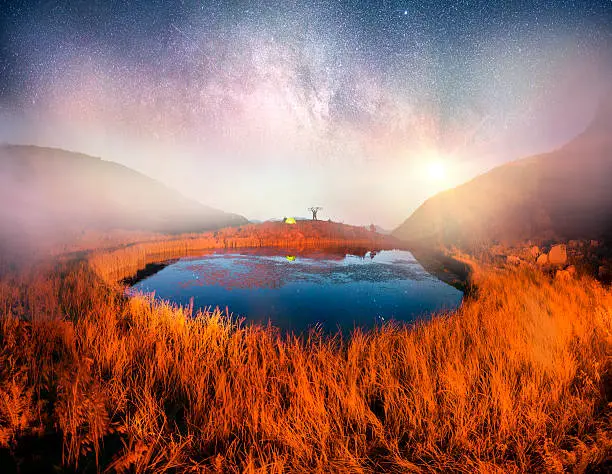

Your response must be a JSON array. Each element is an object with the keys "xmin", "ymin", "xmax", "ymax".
[
  {"xmin": 536, "ymin": 254, "xmax": 548, "ymax": 265},
  {"xmin": 548, "ymin": 244, "xmax": 567, "ymax": 265}
]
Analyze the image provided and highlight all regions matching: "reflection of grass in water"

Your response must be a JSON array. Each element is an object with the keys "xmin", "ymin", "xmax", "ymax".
[{"xmin": 1, "ymin": 261, "xmax": 610, "ymax": 472}]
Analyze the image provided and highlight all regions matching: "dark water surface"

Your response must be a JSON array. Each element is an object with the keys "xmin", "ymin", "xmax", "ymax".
[{"xmin": 130, "ymin": 248, "xmax": 463, "ymax": 333}]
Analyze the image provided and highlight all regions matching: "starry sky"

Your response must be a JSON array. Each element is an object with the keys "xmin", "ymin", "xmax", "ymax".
[{"xmin": 1, "ymin": 1, "xmax": 611, "ymax": 227}]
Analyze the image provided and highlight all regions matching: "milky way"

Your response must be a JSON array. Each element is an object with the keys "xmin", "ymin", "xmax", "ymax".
[{"xmin": 1, "ymin": 1, "xmax": 611, "ymax": 226}]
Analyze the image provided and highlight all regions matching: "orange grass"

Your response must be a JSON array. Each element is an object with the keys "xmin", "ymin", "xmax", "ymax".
[
  {"xmin": 0, "ymin": 254, "xmax": 611, "ymax": 472},
  {"xmin": 88, "ymin": 220, "xmax": 400, "ymax": 284}
]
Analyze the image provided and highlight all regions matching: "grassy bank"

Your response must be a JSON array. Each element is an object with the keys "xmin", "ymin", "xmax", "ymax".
[
  {"xmin": 88, "ymin": 220, "xmax": 401, "ymax": 284},
  {"xmin": 404, "ymin": 245, "xmax": 476, "ymax": 294},
  {"xmin": 0, "ymin": 249, "xmax": 610, "ymax": 472}
]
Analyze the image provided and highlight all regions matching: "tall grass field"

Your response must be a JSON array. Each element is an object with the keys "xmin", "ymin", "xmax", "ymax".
[{"xmin": 0, "ymin": 237, "xmax": 610, "ymax": 472}]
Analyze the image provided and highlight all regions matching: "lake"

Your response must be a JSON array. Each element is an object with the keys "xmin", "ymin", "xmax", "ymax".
[{"xmin": 129, "ymin": 248, "xmax": 463, "ymax": 333}]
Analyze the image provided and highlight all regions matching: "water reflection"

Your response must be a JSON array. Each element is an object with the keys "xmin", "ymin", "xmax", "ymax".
[{"xmin": 131, "ymin": 248, "xmax": 463, "ymax": 333}]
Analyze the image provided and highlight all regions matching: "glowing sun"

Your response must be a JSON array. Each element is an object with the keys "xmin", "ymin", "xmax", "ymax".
[{"xmin": 426, "ymin": 160, "xmax": 447, "ymax": 181}]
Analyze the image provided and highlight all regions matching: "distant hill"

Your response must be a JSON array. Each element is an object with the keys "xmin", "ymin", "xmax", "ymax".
[
  {"xmin": 373, "ymin": 225, "xmax": 391, "ymax": 235},
  {"xmin": 0, "ymin": 145, "xmax": 247, "ymax": 242},
  {"xmin": 393, "ymin": 95, "xmax": 612, "ymax": 248}
]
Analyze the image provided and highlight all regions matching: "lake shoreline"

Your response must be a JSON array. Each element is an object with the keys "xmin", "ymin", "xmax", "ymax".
[
  {"xmin": 408, "ymin": 245, "xmax": 474, "ymax": 295},
  {"xmin": 129, "ymin": 248, "xmax": 464, "ymax": 333},
  {"xmin": 117, "ymin": 243, "xmax": 472, "ymax": 300},
  {"xmin": 89, "ymin": 221, "xmax": 405, "ymax": 285},
  {"xmin": 120, "ymin": 259, "xmax": 178, "ymax": 286}
]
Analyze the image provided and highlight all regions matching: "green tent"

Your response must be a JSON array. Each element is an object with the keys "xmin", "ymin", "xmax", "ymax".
[{"xmin": 284, "ymin": 217, "xmax": 296, "ymax": 224}]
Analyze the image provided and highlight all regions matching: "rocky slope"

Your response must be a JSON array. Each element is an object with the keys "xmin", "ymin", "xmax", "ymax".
[{"xmin": 393, "ymin": 95, "xmax": 612, "ymax": 249}]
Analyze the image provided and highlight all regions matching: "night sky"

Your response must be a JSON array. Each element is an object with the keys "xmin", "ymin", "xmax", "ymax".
[{"xmin": 1, "ymin": 1, "xmax": 611, "ymax": 227}]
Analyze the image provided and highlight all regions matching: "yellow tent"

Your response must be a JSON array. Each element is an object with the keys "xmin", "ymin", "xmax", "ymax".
[{"xmin": 284, "ymin": 217, "xmax": 296, "ymax": 224}]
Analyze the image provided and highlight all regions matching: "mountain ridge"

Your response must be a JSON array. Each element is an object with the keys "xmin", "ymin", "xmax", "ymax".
[
  {"xmin": 393, "ymin": 96, "xmax": 612, "ymax": 248},
  {"xmin": 0, "ymin": 144, "xmax": 248, "ymax": 240}
]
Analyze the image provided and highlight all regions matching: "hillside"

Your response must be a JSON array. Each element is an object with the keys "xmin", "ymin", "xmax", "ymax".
[
  {"xmin": 393, "ymin": 95, "xmax": 612, "ymax": 248},
  {"xmin": 0, "ymin": 145, "xmax": 247, "ymax": 243}
]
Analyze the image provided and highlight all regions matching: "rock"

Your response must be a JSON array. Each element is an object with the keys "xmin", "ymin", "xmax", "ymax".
[
  {"xmin": 529, "ymin": 246, "xmax": 540, "ymax": 257},
  {"xmin": 548, "ymin": 244, "xmax": 567, "ymax": 265},
  {"xmin": 506, "ymin": 255, "xmax": 521, "ymax": 265},
  {"xmin": 536, "ymin": 254, "xmax": 548, "ymax": 265}
]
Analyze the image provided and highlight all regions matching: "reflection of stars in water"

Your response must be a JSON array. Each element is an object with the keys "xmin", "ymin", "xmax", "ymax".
[
  {"xmin": 129, "ymin": 250, "xmax": 464, "ymax": 334},
  {"xmin": 176, "ymin": 252, "xmax": 434, "ymax": 291}
]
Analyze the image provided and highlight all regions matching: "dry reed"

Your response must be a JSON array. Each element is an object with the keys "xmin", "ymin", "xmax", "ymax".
[{"xmin": 0, "ymin": 249, "xmax": 610, "ymax": 472}]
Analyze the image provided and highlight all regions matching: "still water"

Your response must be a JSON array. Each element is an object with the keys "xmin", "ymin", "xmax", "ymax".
[{"xmin": 130, "ymin": 248, "xmax": 462, "ymax": 333}]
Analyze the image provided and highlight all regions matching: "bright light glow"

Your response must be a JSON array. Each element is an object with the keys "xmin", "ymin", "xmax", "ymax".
[{"xmin": 426, "ymin": 160, "xmax": 447, "ymax": 181}]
